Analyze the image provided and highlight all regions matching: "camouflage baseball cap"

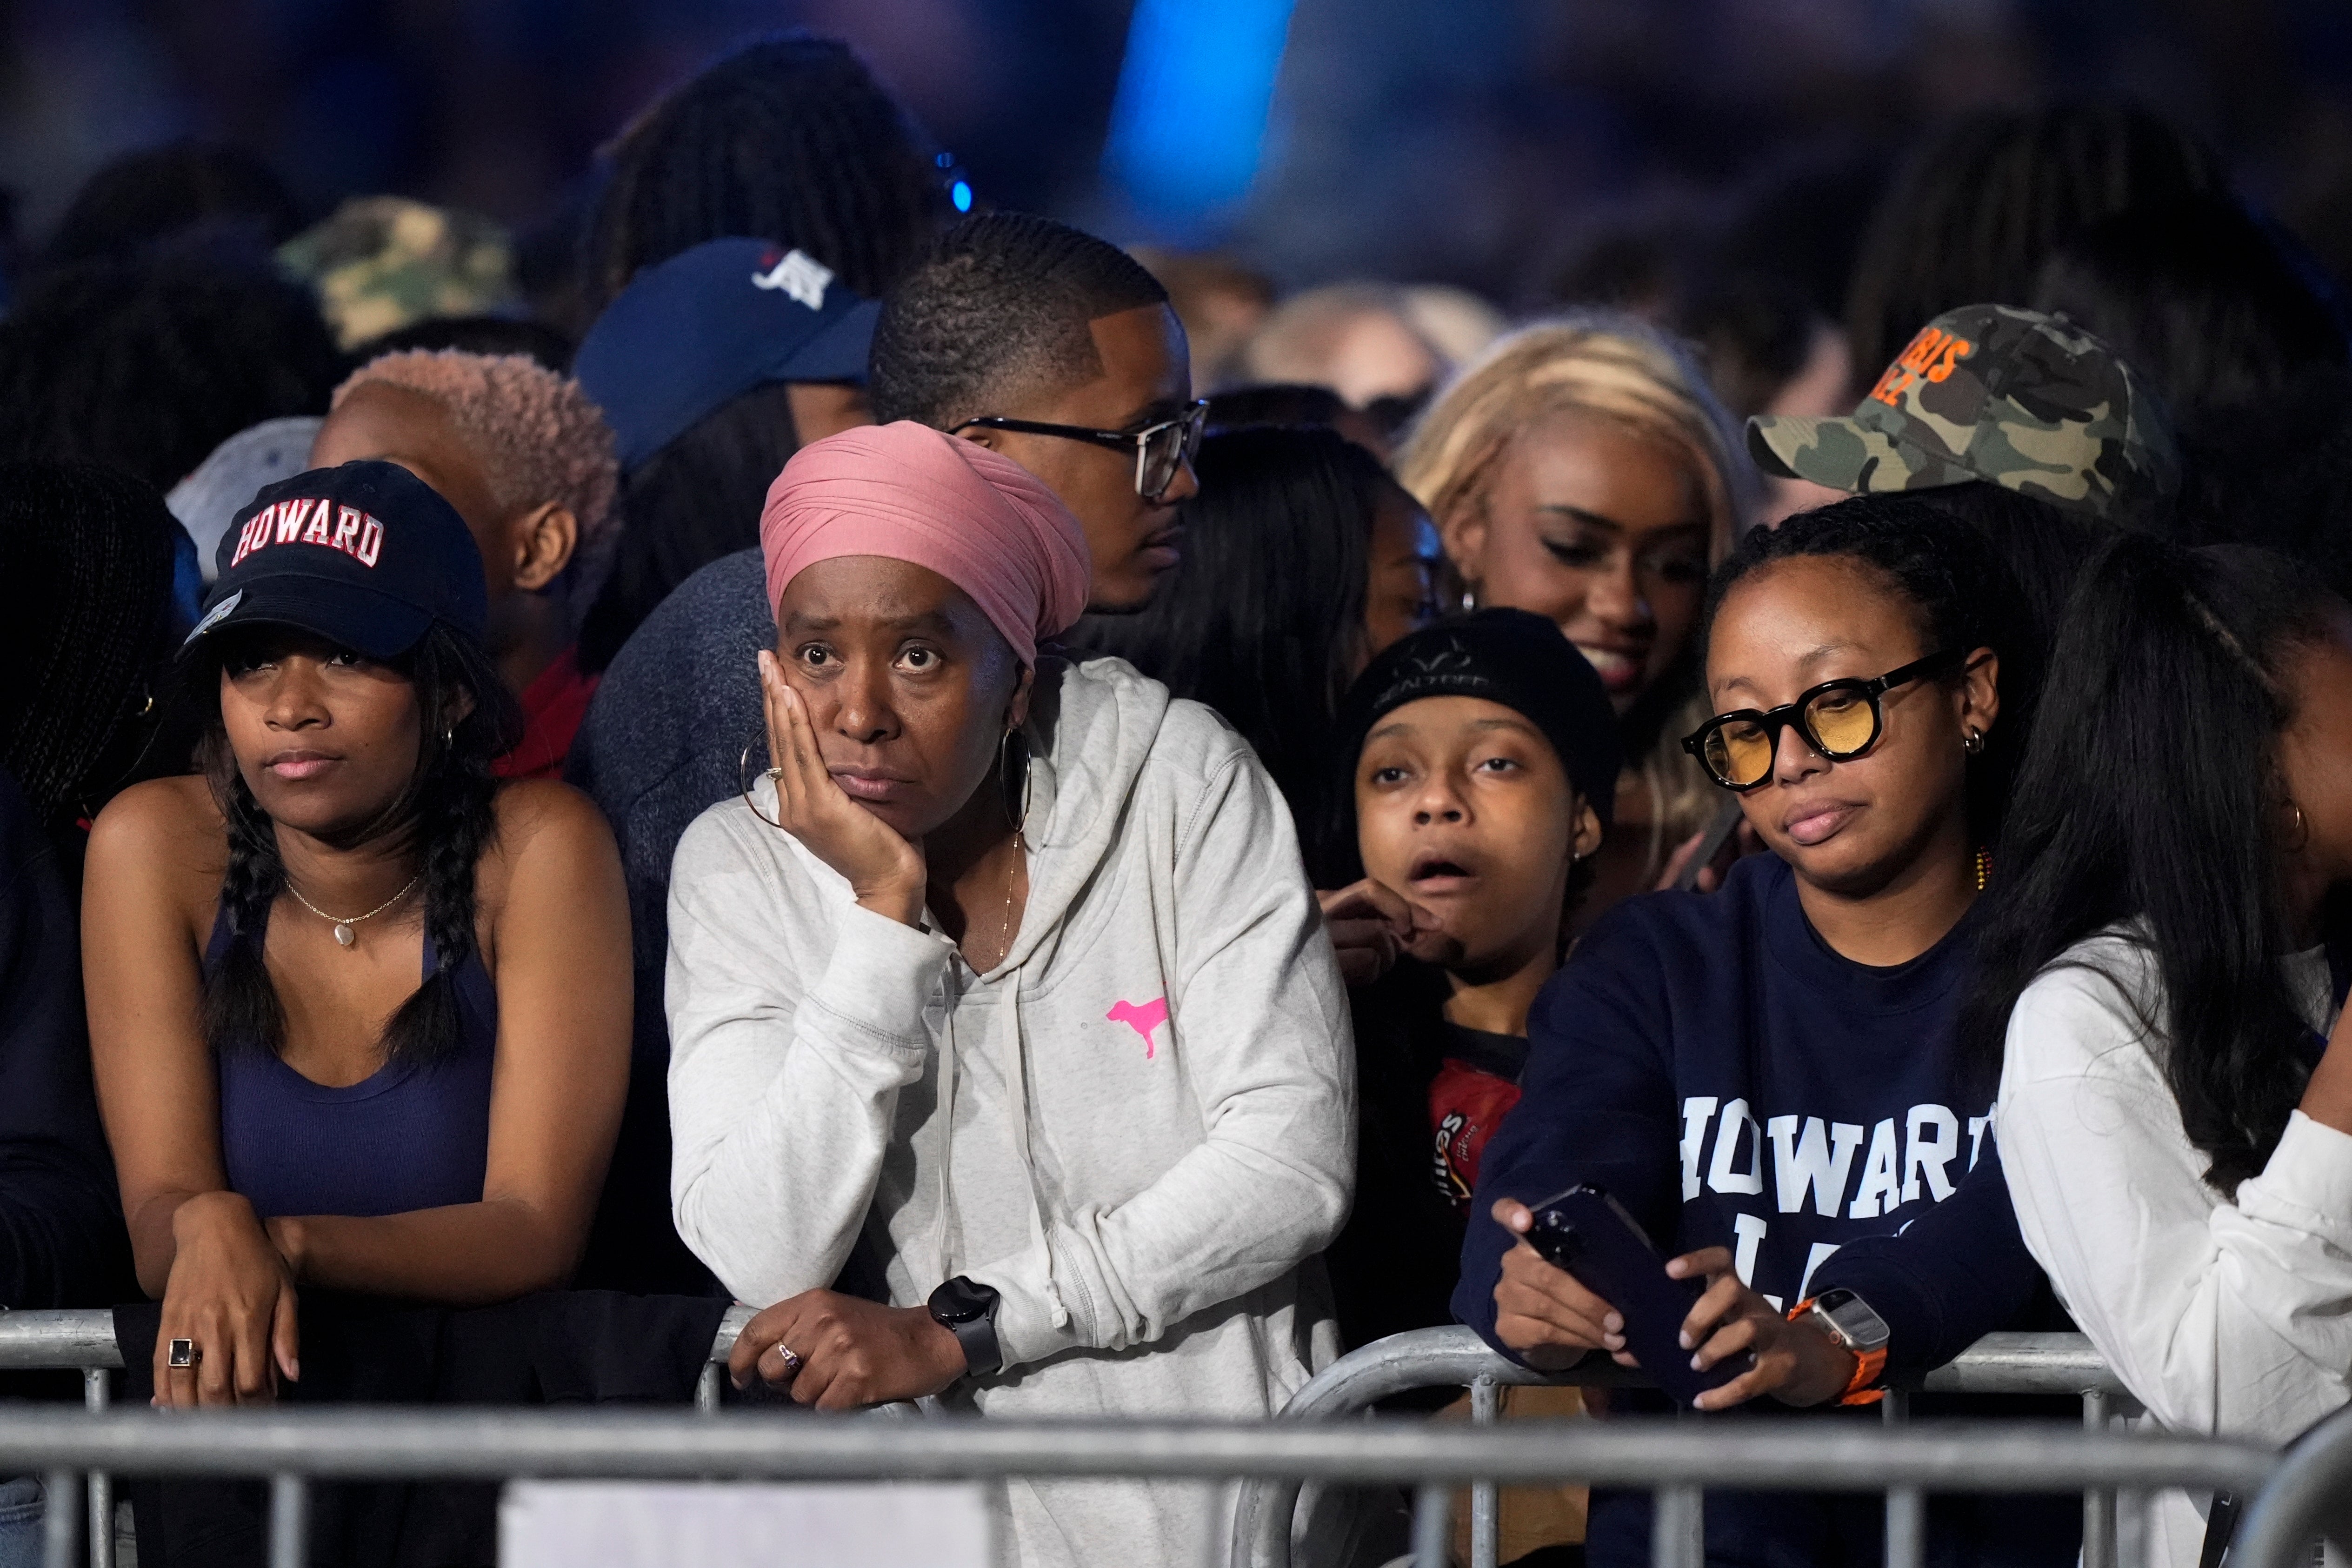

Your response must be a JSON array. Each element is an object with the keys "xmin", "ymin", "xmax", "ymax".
[
  {"xmin": 278, "ymin": 197, "xmax": 518, "ymax": 351},
  {"xmin": 1747, "ymin": 304, "xmax": 2179, "ymax": 520}
]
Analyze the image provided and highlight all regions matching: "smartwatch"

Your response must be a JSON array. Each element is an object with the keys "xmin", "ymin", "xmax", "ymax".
[
  {"xmin": 1790, "ymin": 1288, "xmax": 1892, "ymax": 1407},
  {"xmin": 927, "ymin": 1275, "xmax": 1003, "ymax": 1378}
]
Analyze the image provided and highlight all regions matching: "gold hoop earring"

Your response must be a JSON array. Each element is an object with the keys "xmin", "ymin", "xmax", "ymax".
[
  {"xmin": 2287, "ymin": 800, "xmax": 2311, "ymax": 851},
  {"xmin": 738, "ymin": 744, "xmax": 788, "ymax": 831}
]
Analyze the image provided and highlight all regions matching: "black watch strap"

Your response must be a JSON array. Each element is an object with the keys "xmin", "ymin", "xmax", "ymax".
[{"xmin": 927, "ymin": 1275, "xmax": 1003, "ymax": 1378}]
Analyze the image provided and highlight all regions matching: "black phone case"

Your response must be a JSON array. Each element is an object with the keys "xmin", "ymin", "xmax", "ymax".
[{"xmin": 1524, "ymin": 1184, "xmax": 1752, "ymax": 1408}]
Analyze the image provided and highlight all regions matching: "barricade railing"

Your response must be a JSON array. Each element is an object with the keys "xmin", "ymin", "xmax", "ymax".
[
  {"xmin": 0, "ymin": 1310, "xmax": 2330, "ymax": 1568},
  {"xmin": 0, "ymin": 1406, "xmax": 2282, "ymax": 1568},
  {"xmin": 1233, "ymin": 1325, "xmax": 2150, "ymax": 1568},
  {"xmin": 0, "ymin": 1306, "xmax": 759, "ymax": 1568}
]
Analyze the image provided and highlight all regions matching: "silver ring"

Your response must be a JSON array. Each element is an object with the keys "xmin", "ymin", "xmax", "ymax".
[
  {"xmin": 167, "ymin": 1338, "xmax": 200, "ymax": 1369},
  {"xmin": 774, "ymin": 1341, "xmax": 804, "ymax": 1378}
]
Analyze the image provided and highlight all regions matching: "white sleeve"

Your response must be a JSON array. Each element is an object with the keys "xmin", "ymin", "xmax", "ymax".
[
  {"xmin": 1998, "ymin": 961, "xmax": 2352, "ymax": 1444},
  {"xmin": 665, "ymin": 809, "xmax": 954, "ymax": 1306},
  {"xmin": 980, "ymin": 753, "xmax": 1357, "ymax": 1368}
]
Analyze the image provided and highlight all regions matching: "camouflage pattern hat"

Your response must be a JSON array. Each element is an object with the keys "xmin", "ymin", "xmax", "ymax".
[
  {"xmin": 278, "ymin": 197, "xmax": 518, "ymax": 351},
  {"xmin": 1747, "ymin": 303, "xmax": 2179, "ymax": 520}
]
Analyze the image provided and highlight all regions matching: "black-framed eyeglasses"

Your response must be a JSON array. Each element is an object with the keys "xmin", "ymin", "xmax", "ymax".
[
  {"xmin": 951, "ymin": 400, "xmax": 1207, "ymax": 502},
  {"xmin": 1680, "ymin": 649, "xmax": 1965, "ymax": 792}
]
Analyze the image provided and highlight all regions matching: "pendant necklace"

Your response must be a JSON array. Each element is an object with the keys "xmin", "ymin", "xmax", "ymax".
[{"xmin": 286, "ymin": 870, "xmax": 423, "ymax": 948}]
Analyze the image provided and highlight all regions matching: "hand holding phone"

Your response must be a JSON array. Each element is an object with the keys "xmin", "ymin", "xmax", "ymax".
[{"xmin": 1514, "ymin": 1185, "xmax": 1754, "ymax": 1407}]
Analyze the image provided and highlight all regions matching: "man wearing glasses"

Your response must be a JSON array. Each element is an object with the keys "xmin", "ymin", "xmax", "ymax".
[{"xmin": 870, "ymin": 211, "xmax": 1203, "ymax": 610}]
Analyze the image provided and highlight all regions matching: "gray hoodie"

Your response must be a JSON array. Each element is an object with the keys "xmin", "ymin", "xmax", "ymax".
[{"xmin": 666, "ymin": 655, "xmax": 1355, "ymax": 1568}]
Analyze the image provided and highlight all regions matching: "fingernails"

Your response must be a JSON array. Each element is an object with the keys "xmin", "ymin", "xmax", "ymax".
[
  {"xmin": 1678, "ymin": 1331, "xmax": 1693, "ymax": 1350},
  {"xmin": 1604, "ymin": 1313, "xmax": 1623, "ymax": 1334},
  {"xmin": 1690, "ymin": 1354, "xmax": 1705, "ymax": 1371}
]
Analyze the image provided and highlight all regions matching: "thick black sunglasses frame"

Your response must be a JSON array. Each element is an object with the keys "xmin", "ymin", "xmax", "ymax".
[
  {"xmin": 1680, "ymin": 648, "xmax": 1966, "ymax": 792},
  {"xmin": 951, "ymin": 400, "xmax": 1209, "ymax": 501}
]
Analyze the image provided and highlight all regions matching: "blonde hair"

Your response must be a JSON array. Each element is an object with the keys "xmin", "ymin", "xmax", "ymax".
[
  {"xmin": 333, "ymin": 350, "xmax": 620, "ymax": 561},
  {"xmin": 1398, "ymin": 311, "xmax": 1753, "ymax": 878}
]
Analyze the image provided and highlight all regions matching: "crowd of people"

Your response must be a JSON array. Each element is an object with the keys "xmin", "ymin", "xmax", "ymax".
[{"xmin": 1, "ymin": 30, "xmax": 2351, "ymax": 1568}]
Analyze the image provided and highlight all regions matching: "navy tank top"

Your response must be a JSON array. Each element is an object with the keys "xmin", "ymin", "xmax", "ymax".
[{"xmin": 205, "ymin": 902, "xmax": 498, "ymax": 1221}]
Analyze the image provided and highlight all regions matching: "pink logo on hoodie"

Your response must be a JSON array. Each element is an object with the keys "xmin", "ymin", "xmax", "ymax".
[{"xmin": 1106, "ymin": 997, "xmax": 1169, "ymax": 1059}]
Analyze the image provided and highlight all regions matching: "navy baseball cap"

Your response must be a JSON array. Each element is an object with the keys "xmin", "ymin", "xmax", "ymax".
[
  {"xmin": 573, "ymin": 238, "xmax": 880, "ymax": 471},
  {"xmin": 184, "ymin": 460, "xmax": 487, "ymax": 659}
]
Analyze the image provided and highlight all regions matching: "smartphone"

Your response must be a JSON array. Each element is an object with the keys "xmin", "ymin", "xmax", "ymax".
[
  {"xmin": 1523, "ymin": 1184, "xmax": 1752, "ymax": 1408},
  {"xmin": 1672, "ymin": 800, "xmax": 1747, "ymax": 892}
]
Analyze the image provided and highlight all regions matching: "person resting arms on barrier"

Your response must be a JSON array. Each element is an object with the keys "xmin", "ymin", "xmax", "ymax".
[
  {"xmin": 1964, "ymin": 536, "xmax": 2352, "ymax": 1568},
  {"xmin": 82, "ymin": 460, "xmax": 631, "ymax": 1408},
  {"xmin": 1318, "ymin": 610, "xmax": 1615, "ymax": 1352},
  {"xmin": 1457, "ymin": 495, "xmax": 2079, "ymax": 1568},
  {"xmin": 666, "ymin": 421, "xmax": 1351, "ymax": 1568}
]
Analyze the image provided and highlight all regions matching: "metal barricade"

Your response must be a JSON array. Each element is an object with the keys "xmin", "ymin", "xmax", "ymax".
[
  {"xmin": 1231, "ymin": 1326, "xmax": 2143, "ymax": 1568},
  {"xmin": 4, "ymin": 1310, "xmax": 2329, "ymax": 1568},
  {"xmin": 0, "ymin": 1306, "xmax": 760, "ymax": 1568},
  {"xmin": 0, "ymin": 1406, "xmax": 2278, "ymax": 1568}
]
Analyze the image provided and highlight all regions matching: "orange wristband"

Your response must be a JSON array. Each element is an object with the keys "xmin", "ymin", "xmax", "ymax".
[{"xmin": 1788, "ymin": 1296, "xmax": 1887, "ymax": 1407}]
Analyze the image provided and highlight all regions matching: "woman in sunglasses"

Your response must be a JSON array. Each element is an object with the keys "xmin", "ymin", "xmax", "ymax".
[{"xmin": 1453, "ymin": 495, "xmax": 2077, "ymax": 1568}]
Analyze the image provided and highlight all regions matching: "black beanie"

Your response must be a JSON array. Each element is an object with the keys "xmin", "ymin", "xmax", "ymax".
[{"xmin": 1333, "ymin": 608, "xmax": 1623, "ymax": 828}]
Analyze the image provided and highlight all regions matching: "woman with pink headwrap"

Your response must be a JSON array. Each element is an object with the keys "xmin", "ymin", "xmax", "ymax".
[{"xmin": 663, "ymin": 422, "xmax": 1353, "ymax": 1568}]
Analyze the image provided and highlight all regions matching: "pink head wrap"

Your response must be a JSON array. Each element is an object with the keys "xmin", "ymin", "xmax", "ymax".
[{"xmin": 758, "ymin": 421, "xmax": 1091, "ymax": 667}]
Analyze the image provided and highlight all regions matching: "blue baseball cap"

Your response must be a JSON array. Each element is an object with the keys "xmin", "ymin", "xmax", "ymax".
[
  {"xmin": 184, "ymin": 460, "xmax": 488, "ymax": 659},
  {"xmin": 573, "ymin": 238, "xmax": 880, "ymax": 470}
]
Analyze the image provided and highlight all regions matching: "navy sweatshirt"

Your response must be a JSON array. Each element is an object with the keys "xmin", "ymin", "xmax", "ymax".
[{"xmin": 1456, "ymin": 852, "xmax": 2073, "ymax": 1568}]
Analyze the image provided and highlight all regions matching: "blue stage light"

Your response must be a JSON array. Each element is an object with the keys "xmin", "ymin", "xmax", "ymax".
[
  {"xmin": 1103, "ymin": 0, "xmax": 1296, "ymax": 232},
  {"xmin": 952, "ymin": 180, "xmax": 973, "ymax": 213}
]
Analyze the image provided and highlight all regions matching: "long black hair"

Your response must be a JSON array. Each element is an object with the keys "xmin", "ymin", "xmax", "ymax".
[
  {"xmin": 1703, "ymin": 492, "xmax": 2041, "ymax": 850},
  {"xmin": 1961, "ymin": 536, "xmax": 2345, "ymax": 1195},
  {"xmin": 582, "ymin": 34, "xmax": 946, "ymax": 312},
  {"xmin": 0, "ymin": 253, "xmax": 344, "ymax": 495},
  {"xmin": 575, "ymin": 381, "xmax": 800, "ymax": 674},
  {"xmin": 1065, "ymin": 425, "xmax": 1404, "ymax": 824},
  {"xmin": 188, "ymin": 623, "xmax": 522, "ymax": 1065},
  {"xmin": 0, "ymin": 461, "xmax": 182, "ymax": 867},
  {"xmin": 1845, "ymin": 101, "xmax": 2223, "ymax": 386}
]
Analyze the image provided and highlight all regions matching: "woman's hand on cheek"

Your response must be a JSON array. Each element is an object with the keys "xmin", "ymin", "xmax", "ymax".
[
  {"xmin": 729, "ymin": 1289, "xmax": 969, "ymax": 1410},
  {"xmin": 758, "ymin": 651, "xmax": 927, "ymax": 926},
  {"xmin": 1664, "ymin": 1247, "xmax": 1858, "ymax": 1412},
  {"xmin": 153, "ymin": 1191, "xmax": 300, "ymax": 1408}
]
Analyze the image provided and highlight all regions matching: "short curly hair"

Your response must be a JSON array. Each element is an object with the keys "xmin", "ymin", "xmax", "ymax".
[{"xmin": 333, "ymin": 350, "xmax": 619, "ymax": 559}]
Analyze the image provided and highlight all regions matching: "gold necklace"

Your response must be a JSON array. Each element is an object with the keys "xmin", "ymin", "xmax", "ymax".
[
  {"xmin": 987, "ymin": 828, "xmax": 1024, "ymax": 970},
  {"xmin": 286, "ymin": 871, "xmax": 423, "ymax": 948}
]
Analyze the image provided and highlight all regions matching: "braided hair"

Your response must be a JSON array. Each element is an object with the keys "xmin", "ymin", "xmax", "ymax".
[
  {"xmin": 0, "ymin": 256, "xmax": 343, "ymax": 494},
  {"xmin": 190, "ymin": 625, "xmax": 521, "ymax": 1065},
  {"xmin": 0, "ymin": 461, "xmax": 180, "ymax": 848},
  {"xmin": 582, "ymin": 34, "xmax": 947, "ymax": 312}
]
